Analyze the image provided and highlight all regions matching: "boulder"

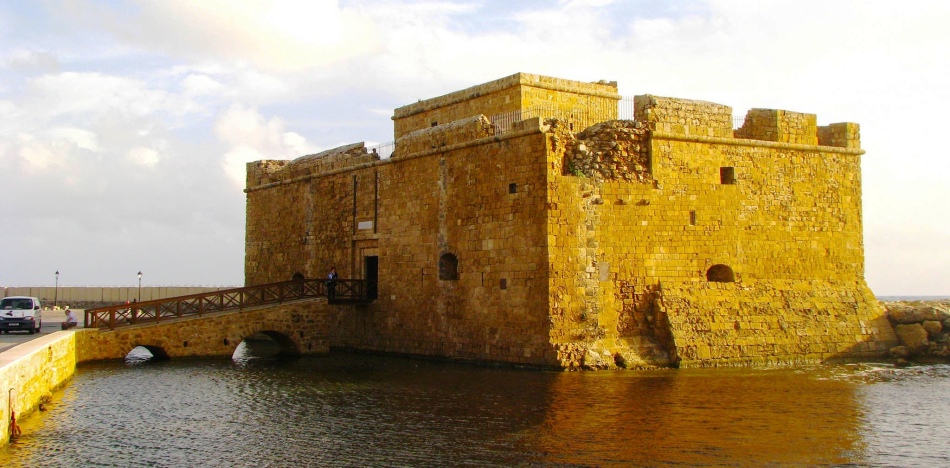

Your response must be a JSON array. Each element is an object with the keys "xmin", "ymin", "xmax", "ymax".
[
  {"xmin": 888, "ymin": 305, "xmax": 950, "ymax": 324},
  {"xmin": 895, "ymin": 323, "xmax": 930, "ymax": 354},
  {"xmin": 922, "ymin": 320, "xmax": 943, "ymax": 338},
  {"xmin": 944, "ymin": 318, "xmax": 950, "ymax": 330}
]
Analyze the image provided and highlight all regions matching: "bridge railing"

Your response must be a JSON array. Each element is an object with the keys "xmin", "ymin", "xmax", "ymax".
[{"xmin": 85, "ymin": 278, "xmax": 374, "ymax": 330}]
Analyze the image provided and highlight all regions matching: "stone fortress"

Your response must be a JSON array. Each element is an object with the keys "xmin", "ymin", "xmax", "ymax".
[{"xmin": 244, "ymin": 73, "xmax": 898, "ymax": 369}]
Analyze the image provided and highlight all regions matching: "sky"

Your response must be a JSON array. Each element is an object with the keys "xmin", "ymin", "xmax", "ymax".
[{"xmin": 0, "ymin": 0, "xmax": 948, "ymax": 295}]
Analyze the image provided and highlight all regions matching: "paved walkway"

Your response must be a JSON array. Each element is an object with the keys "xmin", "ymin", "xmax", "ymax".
[{"xmin": 0, "ymin": 309, "xmax": 84, "ymax": 353}]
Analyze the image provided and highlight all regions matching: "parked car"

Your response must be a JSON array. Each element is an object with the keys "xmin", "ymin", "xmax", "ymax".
[{"xmin": 0, "ymin": 296, "xmax": 43, "ymax": 334}]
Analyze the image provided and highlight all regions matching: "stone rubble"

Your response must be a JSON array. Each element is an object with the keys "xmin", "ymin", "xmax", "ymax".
[{"xmin": 883, "ymin": 300, "xmax": 950, "ymax": 365}]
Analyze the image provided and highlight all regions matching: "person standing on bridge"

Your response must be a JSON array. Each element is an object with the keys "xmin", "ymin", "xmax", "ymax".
[
  {"xmin": 327, "ymin": 267, "xmax": 338, "ymax": 300},
  {"xmin": 62, "ymin": 308, "xmax": 78, "ymax": 330}
]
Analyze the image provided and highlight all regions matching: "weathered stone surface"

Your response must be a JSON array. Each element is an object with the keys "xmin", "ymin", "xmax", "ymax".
[
  {"xmin": 244, "ymin": 73, "xmax": 895, "ymax": 369},
  {"xmin": 895, "ymin": 323, "xmax": 929, "ymax": 354},
  {"xmin": 922, "ymin": 320, "xmax": 943, "ymax": 338},
  {"xmin": 888, "ymin": 305, "xmax": 950, "ymax": 324}
]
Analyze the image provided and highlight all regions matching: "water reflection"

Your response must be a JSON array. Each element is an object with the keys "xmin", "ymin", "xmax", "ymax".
[
  {"xmin": 526, "ymin": 368, "xmax": 867, "ymax": 466},
  {"xmin": 1, "ymin": 356, "xmax": 948, "ymax": 466}
]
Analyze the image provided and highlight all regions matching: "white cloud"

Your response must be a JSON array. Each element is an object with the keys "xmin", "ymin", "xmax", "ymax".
[
  {"xmin": 215, "ymin": 104, "xmax": 318, "ymax": 186},
  {"xmin": 2, "ymin": 0, "xmax": 949, "ymax": 292},
  {"xmin": 127, "ymin": 146, "xmax": 161, "ymax": 168},
  {"xmin": 5, "ymin": 49, "xmax": 59, "ymax": 72},
  {"xmin": 70, "ymin": 0, "xmax": 381, "ymax": 72}
]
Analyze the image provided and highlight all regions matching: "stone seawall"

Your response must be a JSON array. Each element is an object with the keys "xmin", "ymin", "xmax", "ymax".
[{"xmin": 0, "ymin": 331, "xmax": 78, "ymax": 444}]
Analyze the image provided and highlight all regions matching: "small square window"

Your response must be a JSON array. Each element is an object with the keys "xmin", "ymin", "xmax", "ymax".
[
  {"xmin": 500, "ymin": 278, "xmax": 507, "ymax": 290},
  {"xmin": 689, "ymin": 211, "xmax": 697, "ymax": 226},
  {"xmin": 720, "ymin": 167, "xmax": 736, "ymax": 185},
  {"xmin": 508, "ymin": 183, "xmax": 517, "ymax": 194}
]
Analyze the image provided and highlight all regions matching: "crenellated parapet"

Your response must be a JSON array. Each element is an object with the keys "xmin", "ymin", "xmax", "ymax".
[
  {"xmin": 634, "ymin": 95, "xmax": 734, "ymax": 138},
  {"xmin": 391, "ymin": 115, "xmax": 494, "ymax": 159},
  {"xmin": 735, "ymin": 108, "xmax": 818, "ymax": 145},
  {"xmin": 818, "ymin": 122, "xmax": 861, "ymax": 149},
  {"xmin": 246, "ymin": 142, "xmax": 380, "ymax": 191},
  {"xmin": 392, "ymin": 72, "xmax": 619, "ymax": 140}
]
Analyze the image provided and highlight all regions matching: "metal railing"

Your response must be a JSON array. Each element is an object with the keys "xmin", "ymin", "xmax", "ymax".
[
  {"xmin": 367, "ymin": 141, "xmax": 395, "ymax": 160},
  {"xmin": 84, "ymin": 278, "xmax": 375, "ymax": 330}
]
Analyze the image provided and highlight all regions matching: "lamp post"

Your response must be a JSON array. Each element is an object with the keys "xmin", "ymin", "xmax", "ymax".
[
  {"xmin": 137, "ymin": 271, "xmax": 142, "ymax": 302},
  {"xmin": 54, "ymin": 270, "xmax": 59, "ymax": 308}
]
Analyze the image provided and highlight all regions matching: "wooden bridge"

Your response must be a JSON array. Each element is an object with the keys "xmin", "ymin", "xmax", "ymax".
[{"xmin": 85, "ymin": 278, "xmax": 375, "ymax": 330}]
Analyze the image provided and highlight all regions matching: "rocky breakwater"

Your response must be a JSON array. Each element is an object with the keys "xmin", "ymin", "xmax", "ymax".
[{"xmin": 883, "ymin": 300, "xmax": 950, "ymax": 365}]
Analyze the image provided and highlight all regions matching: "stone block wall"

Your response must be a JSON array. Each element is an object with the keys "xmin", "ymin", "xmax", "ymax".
[
  {"xmin": 634, "ymin": 95, "xmax": 734, "ymax": 138},
  {"xmin": 545, "ymin": 98, "xmax": 892, "ymax": 368},
  {"xmin": 247, "ymin": 118, "xmax": 559, "ymax": 366},
  {"xmin": 735, "ymin": 108, "xmax": 818, "ymax": 145},
  {"xmin": 392, "ymin": 72, "xmax": 619, "ymax": 140},
  {"xmin": 247, "ymin": 73, "xmax": 889, "ymax": 369},
  {"xmin": 0, "ymin": 332, "xmax": 78, "ymax": 444},
  {"xmin": 818, "ymin": 122, "xmax": 861, "ymax": 149},
  {"xmin": 75, "ymin": 301, "xmax": 331, "ymax": 361},
  {"xmin": 393, "ymin": 115, "xmax": 494, "ymax": 158},
  {"xmin": 660, "ymin": 279, "xmax": 896, "ymax": 367}
]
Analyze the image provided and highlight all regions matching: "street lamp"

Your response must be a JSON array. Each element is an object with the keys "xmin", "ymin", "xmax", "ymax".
[
  {"xmin": 137, "ymin": 271, "xmax": 142, "ymax": 302},
  {"xmin": 54, "ymin": 270, "xmax": 59, "ymax": 308}
]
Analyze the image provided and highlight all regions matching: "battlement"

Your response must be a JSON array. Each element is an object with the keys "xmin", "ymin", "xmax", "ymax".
[
  {"xmin": 246, "ymin": 142, "xmax": 380, "ymax": 189},
  {"xmin": 636, "ymin": 95, "xmax": 860, "ymax": 149},
  {"xmin": 634, "ymin": 95, "xmax": 734, "ymax": 138},
  {"xmin": 392, "ymin": 72, "xmax": 619, "ymax": 140}
]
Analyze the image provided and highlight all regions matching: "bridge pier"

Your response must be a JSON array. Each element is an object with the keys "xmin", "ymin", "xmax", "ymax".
[{"xmin": 76, "ymin": 300, "xmax": 331, "ymax": 362}]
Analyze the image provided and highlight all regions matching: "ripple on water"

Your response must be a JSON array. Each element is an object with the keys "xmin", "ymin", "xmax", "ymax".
[{"xmin": 2, "ymin": 356, "xmax": 949, "ymax": 466}]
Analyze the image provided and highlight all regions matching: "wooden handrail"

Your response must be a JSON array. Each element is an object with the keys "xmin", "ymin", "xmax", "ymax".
[{"xmin": 84, "ymin": 278, "xmax": 374, "ymax": 330}]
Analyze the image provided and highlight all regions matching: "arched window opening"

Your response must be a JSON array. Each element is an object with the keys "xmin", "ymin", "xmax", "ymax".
[
  {"xmin": 439, "ymin": 253, "xmax": 459, "ymax": 281},
  {"xmin": 706, "ymin": 264, "xmax": 736, "ymax": 283}
]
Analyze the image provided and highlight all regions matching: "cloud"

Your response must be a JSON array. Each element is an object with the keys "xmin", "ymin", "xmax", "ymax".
[
  {"xmin": 65, "ymin": 0, "xmax": 381, "ymax": 72},
  {"xmin": 2, "ymin": 0, "xmax": 949, "ymax": 293},
  {"xmin": 5, "ymin": 49, "xmax": 59, "ymax": 72},
  {"xmin": 215, "ymin": 104, "xmax": 317, "ymax": 185}
]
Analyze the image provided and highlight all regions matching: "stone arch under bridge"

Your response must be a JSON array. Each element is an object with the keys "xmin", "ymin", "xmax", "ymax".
[{"xmin": 75, "ymin": 300, "xmax": 331, "ymax": 361}]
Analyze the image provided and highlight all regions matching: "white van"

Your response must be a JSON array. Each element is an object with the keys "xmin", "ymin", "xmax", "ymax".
[{"xmin": 0, "ymin": 296, "xmax": 43, "ymax": 334}]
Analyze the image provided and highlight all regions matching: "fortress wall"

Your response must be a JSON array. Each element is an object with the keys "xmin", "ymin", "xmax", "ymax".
[
  {"xmin": 735, "ymin": 108, "xmax": 818, "ymax": 145},
  {"xmin": 393, "ymin": 75, "xmax": 523, "ymax": 140},
  {"xmin": 329, "ymin": 127, "xmax": 557, "ymax": 365},
  {"xmin": 393, "ymin": 72, "xmax": 619, "ymax": 140},
  {"xmin": 246, "ymin": 122, "xmax": 558, "ymax": 366},
  {"xmin": 634, "ymin": 95, "xmax": 734, "ymax": 138},
  {"xmin": 392, "ymin": 115, "xmax": 494, "ymax": 157},
  {"xmin": 660, "ymin": 279, "xmax": 896, "ymax": 367},
  {"xmin": 818, "ymin": 122, "xmax": 861, "ymax": 149},
  {"xmin": 246, "ymin": 74, "xmax": 887, "ymax": 369},
  {"xmin": 546, "ymin": 101, "xmax": 893, "ymax": 368}
]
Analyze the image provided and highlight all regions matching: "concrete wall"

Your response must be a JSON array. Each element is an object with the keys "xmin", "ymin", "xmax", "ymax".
[
  {"xmin": 1, "ymin": 286, "xmax": 236, "ymax": 306},
  {"xmin": 0, "ymin": 331, "xmax": 78, "ymax": 444}
]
